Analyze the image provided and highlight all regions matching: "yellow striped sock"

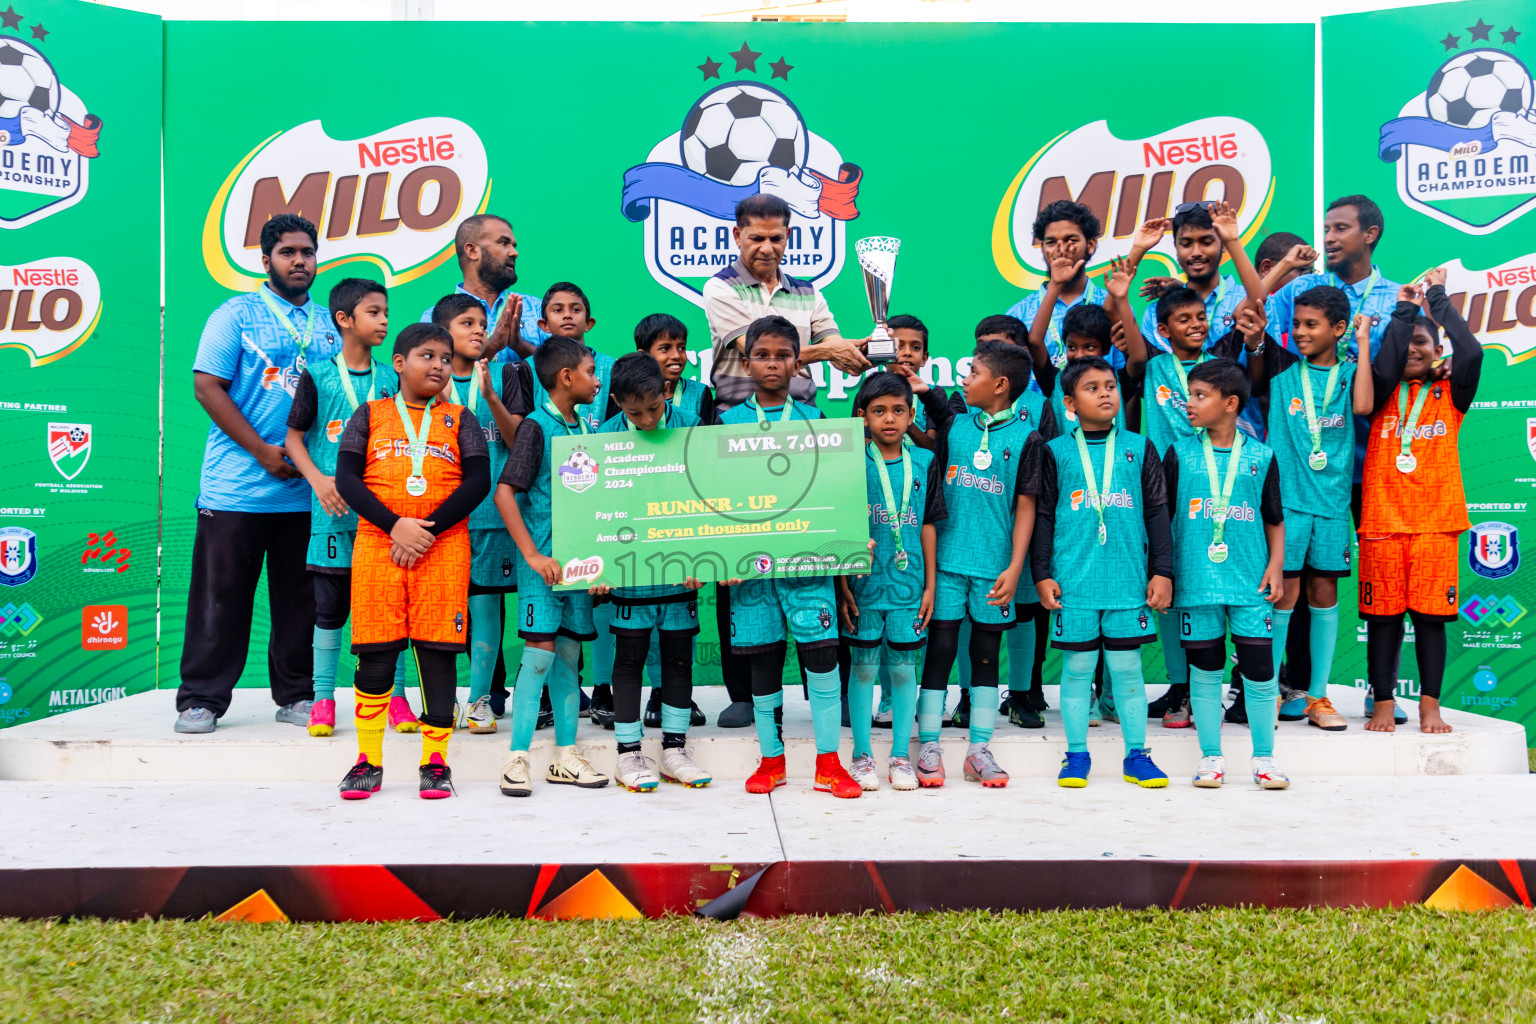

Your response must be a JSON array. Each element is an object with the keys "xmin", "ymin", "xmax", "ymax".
[
  {"xmin": 355, "ymin": 690, "xmax": 391, "ymax": 765},
  {"xmin": 420, "ymin": 724, "xmax": 452, "ymax": 766}
]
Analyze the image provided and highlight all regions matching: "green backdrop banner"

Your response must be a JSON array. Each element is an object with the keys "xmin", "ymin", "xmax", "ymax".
[
  {"xmin": 1324, "ymin": 0, "xmax": 1535, "ymax": 739},
  {"xmin": 159, "ymin": 20, "xmax": 1315, "ymax": 695},
  {"xmin": 0, "ymin": 0, "xmax": 160, "ymax": 727}
]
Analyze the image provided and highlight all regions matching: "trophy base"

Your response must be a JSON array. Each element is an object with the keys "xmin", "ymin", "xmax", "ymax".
[{"xmin": 866, "ymin": 340, "xmax": 898, "ymax": 364}]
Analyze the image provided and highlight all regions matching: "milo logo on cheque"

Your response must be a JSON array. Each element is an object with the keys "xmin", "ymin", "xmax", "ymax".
[{"xmin": 562, "ymin": 556, "xmax": 604, "ymax": 585}]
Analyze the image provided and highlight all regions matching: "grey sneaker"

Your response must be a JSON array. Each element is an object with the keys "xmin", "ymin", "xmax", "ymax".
[
  {"xmin": 275, "ymin": 700, "xmax": 314, "ymax": 726},
  {"xmin": 717, "ymin": 701, "xmax": 754, "ymax": 728},
  {"xmin": 174, "ymin": 707, "xmax": 216, "ymax": 734}
]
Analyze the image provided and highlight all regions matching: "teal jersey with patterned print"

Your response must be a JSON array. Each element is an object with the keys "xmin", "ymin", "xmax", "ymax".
[
  {"xmin": 444, "ymin": 363, "xmax": 521, "ymax": 531},
  {"xmin": 716, "ymin": 396, "xmax": 823, "ymax": 426},
  {"xmin": 1045, "ymin": 429, "xmax": 1152, "ymax": 610},
  {"xmin": 935, "ymin": 409, "xmax": 1036, "ymax": 581},
  {"xmin": 1142, "ymin": 354, "xmax": 1203, "ymax": 457},
  {"xmin": 598, "ymin": 403, "xmax": 702, "ymax": 601},
  {"xmin": 532, "ymin": 348, "xmax": 615, "ymax": 433},
  {"xmin": 1267, "ymin": 358, "xmax": 1355, "ymax": 518},
  {"xmin": 958, "ymin": 387, "xmax": 1049, "ymax": 435},
  {"xmin": 668, "ymin": 376, "xmax": 710, "ymax": 420},
  {"xmin": 852, "ymin": 444, "xmax": 945, "ymax": 613},
  {"xmin": 509, "ymin": 405, "xmax": 588, "ymax": 557},
  {"xmin": 303, "ymin": 356, "xmax": 398, "ymax": 534},
  {"xmin": 1167, "ymin": 434, "xmax": 1277, "ymax": 608}
]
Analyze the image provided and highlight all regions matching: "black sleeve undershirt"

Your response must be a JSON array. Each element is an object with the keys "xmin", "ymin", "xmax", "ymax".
[
  {"xmin": 1427, "ymin": 284, "xmax": 1483, "ymax": 413},
  {"xmin": 1028, "ymin": 435, "xmax": 1057, "ymax": 582},
  {"xmin": 1261, "ymin": 458, "xmax": 1284, "ymax": 526},
  {"xmin": 1141, "ymin": 439, "xmax": 1174, "ymax": 579}
]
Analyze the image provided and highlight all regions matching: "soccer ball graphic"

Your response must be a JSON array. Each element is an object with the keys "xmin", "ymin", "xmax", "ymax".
[
  {"xmin": 0, "ymin": 37, "xmax": 59, "ymax": 120},
  {"xmin": 565, "ymin": 449, "xmax": 597, "ymax": 473},
  {"xmin": 1426, "ymin": 48, "xmax": 1533, "ymax": 129},
  {"xmin": 680, "ymin": 83, "xmax": 808, "ymax": 186},
  {"xmin": 68, "ymin": 426, "xmax": 86, "ymax": 444}
]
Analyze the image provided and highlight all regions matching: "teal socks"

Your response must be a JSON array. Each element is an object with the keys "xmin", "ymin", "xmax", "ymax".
[
  {"xmin": 616, "ymin": 720, "xmax": 643, "ymax": 745},
  {"xmin": 550, "ymin": 636, "xmax": 582, "ymax": 747},
  {"xmin": 1271, "ymin": 606, "xmax": 1294, "ymax": 686},
  {"xmin": 917, "ymin": 687, "xmax": 945, "ymax": 744},
  {"xmin": 968, "ymin": 685, "xmax": 998, "ymax": 745},
  {"xmin": 312, "ymin": 626, "xmax": 342, "ymax": 702},
  {"xmin": 660, "ymin": 703, "xmax": 691, "ymax": 736},
  {"xmin": 392, "ymin": 650, "xmax": 408, "ymax": 697},
  {"xmin": 1309, "ymin": 604, "xmax": 1339, "ymax": 698},
  {"xmin": 1189, "ymin": 666, "xmax": 1226, "ymax": 758},
  {"xmin": 1060, "ymin": 650, "xmax": 1097, "ymax": 752},
  {"xmin": 848, "ymin": 661, "xmax": 877, "ymax": 759},
  {"xmin": 1157, "ymin": 613, "xmax": 1187, "ymax": 692},
  {"xmin": 753, "ymin": 690, "xmax": 784, "ymax": 757},
  {"xmin": 807, "ymin": 668, "xmax": 842, "ymax": 755},
  {"xmin": 467, "ymin": 594, "xmax": 500, "ymax": 702},
  {"xmin": 1006, "ymin": 619, "xmax": 1036, "ymax": 693},
  {"xmin": 1245, "ymin": 670, "xmax": 1279, "ymax": 757},
  {"xmin": 1103, "ymin": 649, "xmax": 1148, "ymax": 755},
  {"xmin": 887, "ymin": 662, "xmax": 918, "ymax": 760},
  {"xmin": 508, "ymin": 646, "xmax": 556, "ymax": 752},
  {"xmin": 590, "ymin": 602, "xmax": 615, "ymax": 689}
]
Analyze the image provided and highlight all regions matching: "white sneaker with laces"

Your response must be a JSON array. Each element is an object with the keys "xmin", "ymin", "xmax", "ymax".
[
  {"xmin": 615, "ymin": 750, "xmax": 660, "ymax": 792},
  {"xmin": 462, "ymin": 695, "xmax": 498, "ymax": 734},
  {"xmin": 849, "ymin": 752, "xmax": 880, "ymax": 791},
  {"xmin": 660, "ymin": 747, "xmax": 712, "ymax": 787},
  {"xmin": 547, "ymin": 745, "xmax": 610, "ymax": 789},
  {"xmin": 1193, "ymin": 755, "xmax": 1225, "ymax": 788},
  {"xmin": 1251, "ymin": 756, "xmax": 1291, "ymax": 790},
  {"xmin": 887, "ymin": 755, "xmax": 918, "ymax": 791},
  {"xmin": 499, "ymin": 750, "xmax": 532, "ymax": 797}
]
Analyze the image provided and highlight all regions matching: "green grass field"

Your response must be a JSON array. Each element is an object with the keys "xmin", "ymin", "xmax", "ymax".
[{"xmin": 3, "ymin": 908, "xmax": 1535, "ymax": 1023}]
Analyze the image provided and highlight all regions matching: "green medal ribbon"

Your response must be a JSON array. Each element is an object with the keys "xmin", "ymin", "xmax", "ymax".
[
  {"xmin": 1299, "ymin": 359, "xmax": 1341, "ymax": 471},
  {"xmin": 1394, "ymin": 381, "xmax": 1432, "ymax": 474},
  {"xmin": 334, "ymin": 354, "xmax": 377, "ymax": 411},
  {"xmin": 1329, "ymin": 266, "xmax": 1381, "ymax": 353},
  {"xmin": 669, "ymin": 380, "xmax": 686, "ymax": 409},
  {"xmin": 1169, "ymin": 352, "xmax": 1208, "ymax": 402},
  {"xmin": 752, "ymin": 396, "xmax": 796, "ymax": 424},
  {"xmin": 869, "ymin": 443, "xmax": 914, "ymax": 571},
  {"xmin": 394, "ymin": 392, "xmax": 432, "ymax": 497},
  {"xmin": 624, "ymin": 406, "xmax": 671, "ymax": 432},
  {"xmin": 1200, "ymin": 432, "xmax": 1245, "ymax": 562},
  {"xmin": 450, "ymin": 364, "xmax": 482, "ymax": 415},
  {"xmin": 544, "ymin": 399, "xmax": 589, "ymax": 435},
  {"xmin": 257, "ymin": 285, "xmax": 319, "ymax": 370},
  {"xmin": 1072, "ymin": 427, "xmax": 1116, "ymax": 546},
  {"xmin": 973, "ymin": 409, "xmax": 1012, "ymax": 470}
]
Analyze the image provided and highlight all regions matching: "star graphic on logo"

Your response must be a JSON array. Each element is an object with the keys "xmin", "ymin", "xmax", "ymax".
[
  {"xmin": 697, "ymin": 55, "xmax": 722, "ymax": 80},
  {"xmin": 1468, "ymin": 18, "xmax": 1493, "ymax": 41},
  {"xmin": 729, "ymin": 41, "xmax": 761, "ymax": 73},
  {"xmin": 1503, "ymin": 26, "xmax": 1522, "ymax": 44},
  {"xmin": 29, "ymin": 21, "xmax": 46, "ymax": 40},
  {"xmin": 0, "ymin": 6, "xmax": 20, "ymax": 30},
  {"xmin": 1440, "ymin": 31, "xmax": 1460, "ymax": 50},
  {"xmin": 769, "ymin": 56, "xmax": 793, "ymax": 80}
]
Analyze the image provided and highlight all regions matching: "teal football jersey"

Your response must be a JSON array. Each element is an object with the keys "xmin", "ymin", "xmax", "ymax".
[
  {"xmin": 1167, "ymin": 434, "xmax": 1276, "ymax": 607},
  {"xmin": 669, "ymin": 376, "xmax": 710, "ymax": 420},
  {"xmin": 852, "ymin": 444, "xmax": 945, "ymax": 611},
  {"xmin": 935, "ymin": 409, "xmax": 1036, "ymax": 580},
  {"xmin": 532, "ymin": 348, "xmax": 615, "ymax": 433},
  {"xmin": 303, "ymin": 356, "xmax": 398, "ymax": 534},
  {"xmin": 1044, "ymin": 429, "xmax": 1152, "ymax": 610},
  {"xmin": 444, "ymin": 363, "xmax": 524, "ymax": 531},
  {"xmin": 716, "ymin": 396, "xmax": 823, "ymax": 426},
  {"xmin": 1141, "ymin": 354, "xmax": 1203, "ymax": 457},
  {"xmin": 1267, "ymin": 358, "xmax": 1355, "ymax": 518},
  {"xmin": 597, "ymin": 404, "xmax": 701, "ymax": 600},
  {"xmin": 502, "ymin": 405, "xmax": 587, "ymax": 557}
]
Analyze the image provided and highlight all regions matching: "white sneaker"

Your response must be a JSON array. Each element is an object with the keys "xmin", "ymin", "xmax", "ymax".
[
  {"xmin": 849, "ymin": 752, "xmax": 880, "ymax": 791},
  {"xmin": 660, "ymin": 747, "xmax": 712, "ymax": 788},
  {"xmin": 547, "ymin": 745, "xmax": 610, "ymax": 789},
  {"xmin": 615, "ymin": 750, "xmax": 659, "ymax": 792},
  {"xmin": 499, "ymin": 750, "xmax": 532, "ymax": 797},
  {"xmin": 871, "ymin": 705, "xmax": 893, "ymax": 728},
  {"xmin": 1251, "ymin": 756, "xmax": 1291, "ymax": 790},
  {"xmin": 887, "ymin": 755, "xmax": 918, "ymax": 791},
  {"xmin": 462, "ymin": 695, "xmax": 497, "ymax": 734},
  {"xmin": 1193, "ymin": 755, "xmax": 1225, "ymax": 788}
]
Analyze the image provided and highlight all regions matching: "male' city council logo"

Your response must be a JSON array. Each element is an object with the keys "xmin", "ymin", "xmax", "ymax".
[
  {"xmin": 0, "ymin": 14, "xmax": 103, "ymax": 228},
  {"xmin": 620, "ymin": 43, "xmax": 863, "ymax": 306},
  {"xmin": 1468, "ymin": 520, "xmax": 1520, "ymax": 580},
  {"xmin": 1378, "ymin": 20, "xmax": 1536, "ymax": 234}
]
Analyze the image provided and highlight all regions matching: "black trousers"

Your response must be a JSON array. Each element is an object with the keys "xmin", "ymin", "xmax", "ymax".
[{"xmin": 177, "ymin": 509, "xmax": 315, "ymax": 716}]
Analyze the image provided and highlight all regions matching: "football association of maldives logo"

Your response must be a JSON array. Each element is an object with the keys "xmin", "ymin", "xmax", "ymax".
[
  {"xmin": 620, "ymin": 44, "xmax": 864, "ymax": 306},
  {"xmin": 1377, "ymin": 20, "xmax": 1536, "ymax": 234},
  {"xmin": 0, "ymin": 18, "xmax": 103, "ymax": 229},
  {"xmin": 46, "ymin": 421, "xmax": 89, "ymax": 480}
]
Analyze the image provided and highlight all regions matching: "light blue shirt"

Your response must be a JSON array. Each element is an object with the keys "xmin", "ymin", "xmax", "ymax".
[
  {"xmin": 193, "ymin": 285, "xmax": 341, "ymax": 512},
  {"xmin": 1004, "ymin": 280, "xmax": 1123, "ymax": 394},
  {"xmin": 419, "ymin": 283, "xmax": 548, "ymax": 363},
  {"xmin": 1265, "ymin": 265, "xmax": 1400, "ymax": 360},
  {"xmin": 1139, "ymin": 274, "xmax": 1249, "ymax": 355}
]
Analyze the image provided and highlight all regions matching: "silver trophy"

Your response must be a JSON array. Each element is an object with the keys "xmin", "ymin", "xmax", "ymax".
[{"xmin": 855, "ymin": 236, "xmax": 900, "ymax": 363}]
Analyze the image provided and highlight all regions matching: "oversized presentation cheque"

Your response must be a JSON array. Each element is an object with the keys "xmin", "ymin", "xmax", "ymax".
[{"xmin": 549, "ymin": 418, "xmax": 875, "ymax": 591}]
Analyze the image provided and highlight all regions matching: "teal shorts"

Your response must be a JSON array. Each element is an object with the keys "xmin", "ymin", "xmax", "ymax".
[
  {"xmin": 470, "ymin": 528, "xmax": 519, "ymax": 592},
  {"xmin": 933, "ymin": 570, "xmax": 1016, "ymax": 630},
  {"xmin": 515, "ymin": 559, "xmax": 596, "ymax": 642},
  {"xmin": 728, "ymin": 576, "xmax": 839, "ymax": 653},
  {"xmin": 842, "ymin": 607, "xmax": 927, "ymax": 663},
  {"xmin": 1177, "ymin": 604, "xmax": 1274, "ymax": 646},
  {"xmin": 610, "ymin": 596, "xmax": 700, "ymax": 637},
  {"xmin": 306, "ymin": 529, "xmax": 355, "ymax": 571},
  {"xmin": 1282, "ymin": 510, "xmax": 1354, "ymax": 578},
  {"xmin": 1050, "ymin": 605, "xmax": 1156, "ymax": 651}
]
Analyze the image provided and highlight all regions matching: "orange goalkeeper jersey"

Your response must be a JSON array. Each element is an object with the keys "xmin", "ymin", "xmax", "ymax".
[{"xmin": 1359, "ymin": 378, "xmax": 1470, "ymax": 536}]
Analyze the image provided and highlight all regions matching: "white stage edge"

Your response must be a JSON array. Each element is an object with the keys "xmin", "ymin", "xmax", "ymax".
[{"xmin": 0, "ymin": 683, "xmax": 1525, "ymax": 784}]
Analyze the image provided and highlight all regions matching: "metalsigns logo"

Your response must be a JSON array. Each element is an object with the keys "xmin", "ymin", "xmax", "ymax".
[
  {"xmin": 203, "ymin": 117, "xmax": 490, "ymax": 291},
  {"xmin": 1468, "ymin": 520, "xmax": 1520, "ymax": 579},
  {"xmin": 0, "ymin": 257, "xmax": 101, "ymax": 365},
  {"xmin": 0, "ymin": 17, "xmax": 103, "ymax": 228},
  {"xmin": 620, "ymin": 43, "xmax": 863, "ymax": 307},
  {"xmin": 993, "ymin": 116, "xmax": 1274, "ymax": 288},
  {"xmin": 1377, "ymin": 21, "xmax": 1536, "ymax": 234}
]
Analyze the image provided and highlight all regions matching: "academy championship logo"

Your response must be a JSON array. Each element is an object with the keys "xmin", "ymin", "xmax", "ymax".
[
  {"xmin": 0, "ymin": 19, "xmax": 102, "ymax": 229},
  {"xmin": 0, "ymin": 257, "xmax": 102, "ymax": 365},
  {"xmin": 0, "ymin": 525, "xmax": 36, "ymax": 587},
  {"xmin": 1469, "ymin": 521, "xmax": 1520, "ymax": 580},
  {"xmin": 620, "ymin": 43, "xmax": 863, "ymax": 306},
  {"xmin": 1378, "ymin": 22, "xmax": 1536, "ymax": 234},
  {"xmin": 557, "ymin": 448, "xmax": 598, "ymax": 493},
  {"xmin": 993, "ymin": 116, "xmax": 1273, "ymax": 287},
  {"xmin": 46, "ymin": 421, "xmax": 89, "ymax": 479},
  {"xmin": 203, "ymin": 117, "xmax": 490, "ymax": 291}
]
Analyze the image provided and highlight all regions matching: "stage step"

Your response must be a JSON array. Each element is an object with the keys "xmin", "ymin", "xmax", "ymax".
[{"xmin": 0, "ymin": 685, "xmax": 1525, "ymax": 784}]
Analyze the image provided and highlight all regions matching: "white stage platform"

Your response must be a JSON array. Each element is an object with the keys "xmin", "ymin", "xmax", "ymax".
[{"xmin": 0, "ymin": 683, "xmax": 1526, "ymax": 784}]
